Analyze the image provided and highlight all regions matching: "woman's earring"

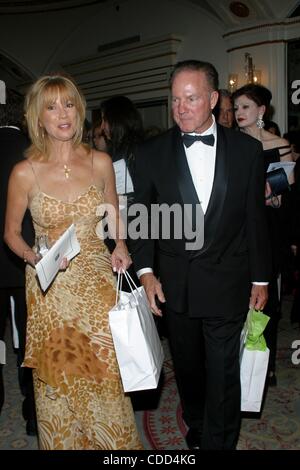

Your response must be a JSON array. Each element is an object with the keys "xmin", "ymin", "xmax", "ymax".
[{"xmin": 256, "ymin": 115, "xmax": 264, "ymax": 129}]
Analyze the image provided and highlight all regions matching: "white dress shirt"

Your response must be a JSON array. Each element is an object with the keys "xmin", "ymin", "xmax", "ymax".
[
  {"xmin": 184, "ymin": 117, "xmax": 216, "ymax": 214},
  {"xmin": 137, "ymin": 119, "xmax": 216, "ymax": 279}
]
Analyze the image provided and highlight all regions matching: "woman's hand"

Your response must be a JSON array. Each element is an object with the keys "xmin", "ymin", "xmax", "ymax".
[
  {"xmin": 24, "ymin": 250, "xmax": 41, "ymax": 267},
  {"xmin": 264, "ymin": 181, "xmax": 273, "ymax": 206},
  {"xmin": 59, "ymin": 257, "xmax": 70, "ymax": 271},
  {"xmin": 111, "ymin": 241, "xmax": 132, "ymax": 273},
  {"xmin": 265, "ymin": 181, "xmax": 281, "ymax": 208},
  {"xmin": 291, "ymin": 244, "xmax": 298, "ymax": 257}
]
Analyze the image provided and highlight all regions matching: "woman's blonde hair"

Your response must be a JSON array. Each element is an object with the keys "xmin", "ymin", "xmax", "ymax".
[{"xmin": 24, "ymin": 73, "xmax": 86, "ymax": 160}]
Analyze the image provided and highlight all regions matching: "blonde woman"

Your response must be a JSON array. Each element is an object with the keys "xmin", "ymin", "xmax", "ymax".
[{"xmin": 4, "ymin": 74, "xmax": 142, "ymax": 450}]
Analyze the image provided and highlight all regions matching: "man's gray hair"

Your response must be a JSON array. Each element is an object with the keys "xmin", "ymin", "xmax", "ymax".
[{"xmin": 170, "ymin": 60, "xmax": 219, "ymax": 91}]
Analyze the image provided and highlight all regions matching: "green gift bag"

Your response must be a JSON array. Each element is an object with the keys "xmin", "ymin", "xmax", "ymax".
[{"xmin": 240, "ymin": 309, "xmax": 270, "ymax": 412}]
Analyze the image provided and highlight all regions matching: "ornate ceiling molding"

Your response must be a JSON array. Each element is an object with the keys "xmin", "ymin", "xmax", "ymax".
[{"xmin": 62, "ymin": 34, "xmax": 183, "ymax": 108}]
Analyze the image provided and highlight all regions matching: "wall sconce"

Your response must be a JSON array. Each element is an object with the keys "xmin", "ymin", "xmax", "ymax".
[
  {"xmin": 253, "ymin": 69, "xmax": 261, "ymax": 84},
  {"xmin": 244, "ymin": 52, "xmax": 261, "ymax": 85},
  {"xmin": 228, "ymin": 73, "xmax": 238, "ymax": 92},
  {"xmin": 245, "ymin": 52, "xmax": 253, "ymax": 83}
]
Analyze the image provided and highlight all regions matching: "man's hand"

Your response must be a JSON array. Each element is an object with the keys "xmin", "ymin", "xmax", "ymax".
[
  {"xmin": 249, "ymin": 284, "xmax": 268, "ymax": 311},
  {"xmin": 140, "ymin": 273, "xmax": 166, "ymax": 316}
]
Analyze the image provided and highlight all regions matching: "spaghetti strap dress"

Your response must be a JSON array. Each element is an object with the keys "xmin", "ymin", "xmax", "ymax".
[{"xmin": 24, "ymin": 159, "xmax": 142, "ymax": 450}]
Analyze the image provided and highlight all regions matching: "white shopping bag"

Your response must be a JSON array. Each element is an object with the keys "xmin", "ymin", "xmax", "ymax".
[
  {"xmin": 240, "ymin": 309, "xmax": 270, "ymax": 412},
  {"xmin": 109, "ymin": 271, "xmax": 164, "ymax": 392},
  {"xmin": 240, "ymin": 347, "xmax": 270, "ymax": 412}
]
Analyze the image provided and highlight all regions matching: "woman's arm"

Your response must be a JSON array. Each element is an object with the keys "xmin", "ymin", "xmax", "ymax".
[
  {"xmin": 265, "ymin": 137, "xmax": 295, "ymax": 207},
  {"xmin": 278, "ymin": 137, "xmax": 294, "ymax": 185},
  {"xmin": 95, "ymin": 152, "xmax": 131, "ymax": 272},
  {"xmin": 4, "ymin": 162, "xmax": 39, "ymax": 267}
]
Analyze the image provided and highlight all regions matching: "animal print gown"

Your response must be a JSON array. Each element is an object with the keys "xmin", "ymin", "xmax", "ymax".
[{"xmin": 24, "ymin": 183, "xmax": 142, "ymax": 450}]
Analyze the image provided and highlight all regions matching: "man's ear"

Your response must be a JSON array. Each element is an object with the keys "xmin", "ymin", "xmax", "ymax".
[{"xmin": 210, "ymin": 91, "xmax": 219, "ymax": 110}]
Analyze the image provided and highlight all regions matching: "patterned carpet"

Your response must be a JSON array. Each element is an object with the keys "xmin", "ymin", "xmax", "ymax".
[
  {"xmin": 0, "ymin": 296, "xmax": 299, "ymax": 450},
  {"xmin": 136, "ymin": 295, "xmax": 300, "ymax": 450}
]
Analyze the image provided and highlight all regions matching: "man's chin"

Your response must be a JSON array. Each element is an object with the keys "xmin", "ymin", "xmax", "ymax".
[{"xmin": 179, "ymin": 125, "xmax": 195, "ymax": 133}]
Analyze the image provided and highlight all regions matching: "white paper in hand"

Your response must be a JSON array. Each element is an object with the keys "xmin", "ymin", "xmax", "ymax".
[
  {"xmin": 35, "ymin": 224, "xmax": 80, "ymax": 291},
  {"xmin": 113, "ymin": 159, "xmax": 134, "ymax": 194},
  {"xmin": 267, "ymin": 161, "xmax": 295, "ymax": 177}
]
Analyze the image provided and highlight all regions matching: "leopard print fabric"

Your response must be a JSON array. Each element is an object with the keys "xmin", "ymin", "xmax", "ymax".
[{"xmin": 25, "ymin": 185, "xmax": 142, "ymax": 450}]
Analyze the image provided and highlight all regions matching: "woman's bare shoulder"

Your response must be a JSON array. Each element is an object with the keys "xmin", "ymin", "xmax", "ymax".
[
  {"xmin": 9, "ymin": 159, "xmax": 37, "ymax": 192},
  {"xmin": 262, "ymin": 132, "xmax": 290, "ymax": 150},
  {"xmin": 277, "ymin": 136, "xmax": 291, "ymax": 148},
  {"xmin": 77, "ymin": 146, "xmax": 112, "ymax": 171},
  {"xmin": 93, "ymin": 149, "xmax": 111, "ymax": 162},
  {"xmin": 10, "ymin": 159, "xmax": 33, "ymax": 179},
  {"xmin": 89, "ymin": 150, "xmax": 114, "ymax": 192},
  {"xmin": 92, "ymin": 150, "xmax": 113, "ymax": 171}
]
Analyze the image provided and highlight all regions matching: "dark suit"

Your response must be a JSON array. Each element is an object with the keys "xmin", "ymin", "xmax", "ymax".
[
  {"xmin": 0, "ymin": 127, "xmax": 35, "ymax": 423},
  {"xmin": 0, "ymin": 128, "xmax": 33, "ymax": 288},
  {"xmin": 132, "ymin": 124, "xmax": 271, "ymax": 449}
]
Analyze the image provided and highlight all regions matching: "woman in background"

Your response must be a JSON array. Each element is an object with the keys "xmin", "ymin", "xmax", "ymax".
[
  {"xmin": 100, "ymin": 95, "xmax": 144, "ymax": 199},
  {"xmin": 99, "ymin": 95, "xmax": 144, "ymax": 274},
  {"xmin": 233, "ymin": 84, "xmax": 293, "ymax": 387},
  {"xmin": 92, "ymin": 117, "xmax": 107, "ymax": 152}
]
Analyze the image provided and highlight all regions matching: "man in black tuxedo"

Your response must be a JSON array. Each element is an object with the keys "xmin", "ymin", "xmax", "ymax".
[
  {"xmin": 131, "ymin": 60, "xmax": 270, "ymax": 450},
  {"xmin": 0, "ymin": 88, "xmax": 36, "ymax": 435}
]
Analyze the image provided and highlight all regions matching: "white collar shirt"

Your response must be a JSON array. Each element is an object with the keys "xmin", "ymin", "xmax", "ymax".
[{"xmin": 183, "ymin": 116, "xmax": 217, "ymax": 214}]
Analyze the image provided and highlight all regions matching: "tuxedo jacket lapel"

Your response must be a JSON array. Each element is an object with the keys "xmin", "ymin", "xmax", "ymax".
[
  {"xmin": 200, "ymin": 124, "xmax": 228, "ymax": 254},
  {"xmin": 174, "ymin": 127, "xmax": 200, "ymax": 206},
  {"xmin": 173, "ymin": 124, "xmax": 229, "ymax": 257},
  {"xmin": 173, "ymin": 127, "xmax": 202, "ymax": 234}
]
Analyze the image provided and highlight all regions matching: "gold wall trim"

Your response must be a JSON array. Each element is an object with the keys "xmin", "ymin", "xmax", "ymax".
[
  {"xmin": 227, "ymin": 39, "xmax": 286, "ymax": 53},
  {"xmin": 223, "ymin": 18, "xmax": 300, "ymax": 38}
]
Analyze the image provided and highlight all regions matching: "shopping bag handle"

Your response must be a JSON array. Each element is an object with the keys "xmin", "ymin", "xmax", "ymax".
[
  {"xmin": 123, "ymin": 270, "xmax": 139, "ymax": 293},
  {"xmin": 115, "ymin": 270, "xmax": 124, "ymax": 305},
  {"xmin": 123, "ymin": 270, "xmax": 142, "ymax": 306},
  {"xmin": 115, "ymin": 270, "xmax": 142, "ymax": 306}
]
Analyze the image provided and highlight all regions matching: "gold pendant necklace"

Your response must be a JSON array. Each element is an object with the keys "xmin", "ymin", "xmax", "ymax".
[{"xmin": 63, "ymin": 164, "xmax": 71, "ymax": 179}]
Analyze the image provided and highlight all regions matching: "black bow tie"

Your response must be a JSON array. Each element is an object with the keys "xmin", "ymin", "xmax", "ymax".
[{"xmin": 182, "ymin": 133, "xmax": 215, "ymax": 148}]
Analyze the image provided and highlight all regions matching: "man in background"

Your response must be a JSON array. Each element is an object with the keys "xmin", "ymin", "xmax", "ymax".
[
  {"xmin": 214, "ymin": 88, "xmax": 234, "ymax": 128},
  {"xmin": 0, "ymin": 88, "xmax": 36, "ymax": 435}
]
